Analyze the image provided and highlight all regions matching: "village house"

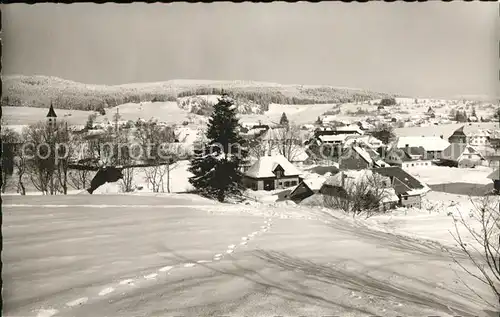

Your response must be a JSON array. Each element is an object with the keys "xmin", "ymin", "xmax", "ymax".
[
  {"xmin": 487, "ymin": 168, "xmax": 500, "ymax": 193},
  {"xmin": 287, "ymin": 165, "xmax": 340, "ymax": 202},
  {"xmin": 372, "ymin": 166, "xmax": 431, "ymax": 208},
  {"xmin": 319, "ymin": 169, "xmax": 399, "ymax": 211},
  {"xmin": 384, "ymin": 145, "xmax": 433, "ymax": 169},
  {"xmin": 355, "ymin": 120, "xmax": 375, "ymax": 131},
  {"xmin": 288, "ymin": 174, "xmax": 328, "ymax": 202},
  {"xmin": 343, "ymin": 135, "xmax": 384, "ymax": 150},
  {"xmin": 489, "ymin": 130, "xmax": 500, "ymax": 152},
  {"xmin": 311, "ymin": 125, "xmax": 365, "ymax": 148},
  {"xmin": 242, "ymin": 155, "xmax": 301, "ymax": 191},
  {"xmin": 393, "ymin": 136, "xmax": 450, "ymax": 160},
  {"xmin": 426, "ymin": 106, "xmax": 435, "ymax": 118},
  {"xmin": 440, "ymin": 143, "xmax": 485, "ymax": 168},
  {"xmin": 447, "ymin": 124, "xmax": 500, "ymax": 156},
  {"xmin": 338, "ymin": 144, "xmax": 389, "ymax": 170}
]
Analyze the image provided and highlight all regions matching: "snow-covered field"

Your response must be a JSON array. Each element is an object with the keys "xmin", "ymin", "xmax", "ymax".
[
  {"xmin": 239, "ymin": 103, "xmax": 337, "ymax": 125},
  {"xmin": 2, "ymin": 106, "xmax": 94, "ymax": 126},
  {"xmin": 407, "ymin": 165, "xmax": 493, "ymax": 185},
  {"xmin": 3, "ymin": 193, "xmax": 495, "ymax": 317},
  {"xmin": 103, "ymin": 101, "xmax": 204, "ymax": 125}
]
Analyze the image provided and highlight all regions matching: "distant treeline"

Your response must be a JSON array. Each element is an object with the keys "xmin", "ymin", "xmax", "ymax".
[{"xmin": 3, "ymin": 80, "xmax": 393, "ymax": 113}]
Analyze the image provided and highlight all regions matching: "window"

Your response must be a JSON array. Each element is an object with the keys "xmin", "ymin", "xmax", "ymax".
[
  {"xmin": 404, "ymin": 196, "xmax": 408, "ymax": 200},
  {"xmin": 252, "ymin": 183, "xmax": 257, "ymax": 190},
  {"xmin": 284, "ymin": 181, "xmax": 290, "ymax": 187},
  {"xmin": 275, "ymin": 170, "xmax": 283, "ymax": 178},
  {"xmin": 291, "ymin": 181, "xmax": 297, "ymax": 186}
]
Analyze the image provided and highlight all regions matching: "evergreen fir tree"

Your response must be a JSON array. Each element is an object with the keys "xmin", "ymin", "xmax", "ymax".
[
  {"xmin": 279, "ymin": 112, "xmax": 289, "ymax": 126},
  {"xmin": 188, "ymin": 95, "xmax": 247, "ymax": 202}
]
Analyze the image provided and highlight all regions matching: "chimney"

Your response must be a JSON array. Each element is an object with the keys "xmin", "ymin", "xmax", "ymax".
[{"xmin": 341, "ymin": 172, "xmax": 346, "ymax": 188}]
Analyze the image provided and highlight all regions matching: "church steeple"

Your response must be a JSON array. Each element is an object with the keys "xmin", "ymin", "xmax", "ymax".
[
  {"xmin": 46, "ymin": 102, "xmax": 57, "ymax": 128},
  {"xmin": 47, "ymin": 102, "xmax": 57, "ymax": 118}
]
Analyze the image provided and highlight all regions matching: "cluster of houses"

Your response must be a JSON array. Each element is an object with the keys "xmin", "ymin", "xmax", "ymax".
[{"xmin": 240, "ymin": 117, "xmax": 500, "ymax": 210}]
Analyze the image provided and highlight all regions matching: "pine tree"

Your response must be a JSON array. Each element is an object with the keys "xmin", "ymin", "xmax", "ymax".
[
  {"xmin": 188, "ymin": 95, "xmax": 247, "ymax": 202},
  {"xmin": 279, "ymin": 112, "xmax": 289, "ymax": 126}
]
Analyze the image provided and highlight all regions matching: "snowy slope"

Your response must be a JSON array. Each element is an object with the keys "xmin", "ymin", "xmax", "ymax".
[{"xmin": 3, "ymin": 194, "xmax": 493, "ymax": 317}]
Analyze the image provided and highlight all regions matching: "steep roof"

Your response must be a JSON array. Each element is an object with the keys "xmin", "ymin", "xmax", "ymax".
[
  {"xmin": 303, "ymin": 174, "xmax": 327, "ymax": 191},
  {"xmin": 305, "ymin": 165, "xmax": 340, "ymax": 176},
  {"xmin": 487, "ymin": 169, "xmax": 500, "ymax": 180},
  {"xmin": 319, "ymin": 134, "xmax": 349, "ymax": 143},
  {"xmin": 349, "ymin": 145, "xmax": 387, "ymax": 167},
  {"xmin": 442, "ymin": 143, "xmax": 474, "ymax": 161},
  {"xmin": 46, "ymin": 103, "xmax": 57, "ymax": 118},
  {"xmin": 395, "ymin": 136, "xmax": 449, "ymax": 152},
  {"xmin": 373, "ymin": 166, "xmax": 429, "ymax": 195},
  {"xmin": 244, "ymin": 155, "xmax": 301, "ymax": 178}
]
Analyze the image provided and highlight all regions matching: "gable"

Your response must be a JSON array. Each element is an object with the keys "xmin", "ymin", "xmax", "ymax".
[
  {"xmin": 273, "ymin": 164, "xmax": 285, "ymax": 173},
  {"xmin": 373, "ymin": 167, "xmax": 424, "ymax": 194}
]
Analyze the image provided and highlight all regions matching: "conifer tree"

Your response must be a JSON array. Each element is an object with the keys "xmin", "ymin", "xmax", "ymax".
[
  {"xmin": 279, "ymin": 112, "xmax": 289, "ymax": 126},
  {"xmin": 188, "ymin": 95, "xmax": 247, "ymax": 202}
]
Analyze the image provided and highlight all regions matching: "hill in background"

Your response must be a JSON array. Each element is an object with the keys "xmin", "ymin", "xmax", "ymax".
[{"xmin": 2, "ymin": 75, "xmax": 396, "ymax": 114}]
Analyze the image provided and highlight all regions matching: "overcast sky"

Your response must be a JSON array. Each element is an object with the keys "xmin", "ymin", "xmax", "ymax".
[{"xmin": 3, "ymin": 3, "xmax": 498, "ymax": 98}]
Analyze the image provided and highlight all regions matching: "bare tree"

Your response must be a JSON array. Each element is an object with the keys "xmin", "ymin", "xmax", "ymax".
[
  {"xmin": 68, "ymin": 135, "xmax": 96, "ymax": 189},
  {"xmin": 1, "ymin": 126, "xmax": 20, "ymax": 193},
  {"xmin": 14, "ymin": 154, "xmax": 27, "ymax": 195},
  {"xmin": 322, "ymin": 171, "xmax": 394, "ymax": 218},
  {"xmin": 449, "ymin": 196, "xmax": 500, "ymax": 311},
  {"xmin": 271, "ymin": 124, "xmax": 305, "ymax": 162},
  {"xmin": 23, "ymin": 122, "xmax": 57, "ymax": 194},
  {"xmin": 246, "ymin": 137, "xmax": 268, "ymax": 159},
  {"xmin": 120, "ymin": 167, "xmax": 135, "ymax": 192},
  {"xmin": 134, "ymin": 119, "xmax": 180, "ymax": 193},
  {"xmin": 54, "ymin": 122, "xmax": 71, "ymax": 194}
]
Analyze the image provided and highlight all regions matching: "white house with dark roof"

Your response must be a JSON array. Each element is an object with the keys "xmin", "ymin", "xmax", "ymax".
[
  {"xmin": 243, "ymin": 155, "xmax": 302, "ymax": 191},
  {"xmin": 441, "ymin": 143, "xmax": 485, "ymax": 168},
  {"xmin": 393, "ymin": 136, "xmax": 450, "ymax": 159}
]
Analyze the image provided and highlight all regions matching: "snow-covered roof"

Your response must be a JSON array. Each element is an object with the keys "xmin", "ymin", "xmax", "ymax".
[
  {"xmin": 381, "ymin": 187, "xmax": 400, "ymax": 203},
  {"xmin": 487, "ymin": 169, "xmax": 500, "ymax": 180},
  {"xmin": 323, "ymin": 169, "xmax": 388, "ymax": 187},
  {"xmin": 319, "ymin": 134, "xmax": 348, "ymax": 143},
  {"xmin": 395, "ymin": 136, "xmax": 450, "ymax": 152},
  {"xmin": 344, "ymin": 135, "xmax": 384, "ymax": 148},
  {"xmin": 303, "ymin": 174, "xmax": 327, "ymax": 191},
  {"xmin": 442, "ymin": 143, "xmax": 484, "ymax": 161},
  {"xmin": 323, "ymin": 169, "xmax": 397, "ymax": 202},
  {"xmin": 336, "ymin": 125, "xmax": 364, "ymax": 134},
  {"xmin": 245, "ymin": 155, "xmax": 302, "ymax": 178}
]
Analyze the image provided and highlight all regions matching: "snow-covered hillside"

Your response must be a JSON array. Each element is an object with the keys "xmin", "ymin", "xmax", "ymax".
[{"xmin": 2, "ymin": 75, "xmax": 395, "ymax": 112}]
